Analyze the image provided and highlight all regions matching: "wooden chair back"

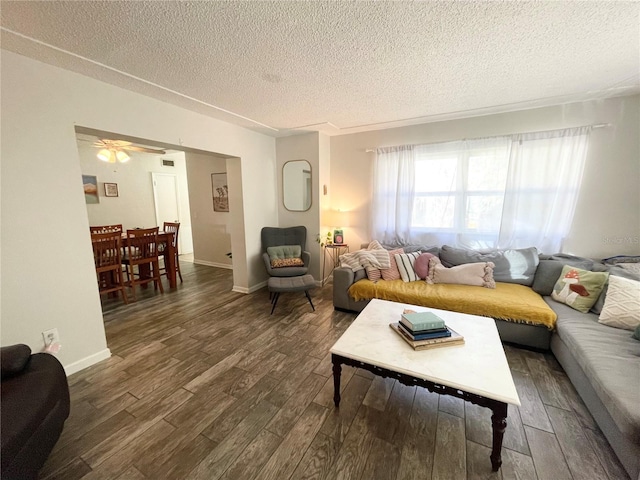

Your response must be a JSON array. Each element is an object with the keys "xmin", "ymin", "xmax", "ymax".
[
  {"xmin": 91, "ymin": 231, "xmax": 128, "ymax": 304},
  {"xmin": 123, "ymin": 227, "xmax": 164, "ymax": 300},
  {"xmin": 90, "ymin": 224, "xmax": 123, "ymax": 234},
  {"xmin": 162, "ymin": 222, "xmax": 183, "ymax": 282}
]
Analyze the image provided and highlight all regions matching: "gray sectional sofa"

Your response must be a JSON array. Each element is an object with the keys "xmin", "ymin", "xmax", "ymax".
[{"xmin": 332, "ymin": 245, "xmax": 640, "ymax": 479}]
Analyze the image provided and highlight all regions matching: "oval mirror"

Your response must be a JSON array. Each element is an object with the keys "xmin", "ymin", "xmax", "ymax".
[{"xmin": 283, "ymin": 160, "xmax": 312, "ymax": 211}]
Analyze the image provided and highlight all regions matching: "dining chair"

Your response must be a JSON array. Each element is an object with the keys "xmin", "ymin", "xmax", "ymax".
[
  {"xmin": 90, "ymin": 224, "xmax": 123, "ymax": 234},
  {"xmin": 122, "ymin": 227, "xmax": 164, "ymax": 300},
  {"xmin": 160, "ymin": 222, "xmax": 183, "ymax": 283},
  {"xmin": 91, "ymin": 231, "xmax": 128, "ymax": 304}
]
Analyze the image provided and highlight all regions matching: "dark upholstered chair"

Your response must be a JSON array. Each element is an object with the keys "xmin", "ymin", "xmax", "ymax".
[
  {"xmin": 1, "ymin": 344, "xmax": 70, "ymax": 480},
  {"xmin": 261, "ymin": 226, "xmax": 310, "ymax": 277}
]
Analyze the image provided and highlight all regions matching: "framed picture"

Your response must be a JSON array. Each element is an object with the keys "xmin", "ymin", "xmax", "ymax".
[
  {"xmin": 82, "ymin": 175, "xmax": 99, "ymax": 204},
  {"xmin": 211, "ymin": 173, "xmax": 229, "ymax": 212},
  {"xmin": 333, "ymin": 229, "xmax": 344, "ymax": 245},
  {"xmin": 104, "ymin": 183, "xmax": 119, "ymax": 197}
]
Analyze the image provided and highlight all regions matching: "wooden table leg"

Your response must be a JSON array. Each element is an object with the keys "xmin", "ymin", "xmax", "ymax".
[
  {"xmin": 164, "ymin": 242, "xmax": 177, "ymax": 289},
  {"xmin": 332, "ymin": 354, "xmax": 342, "ymax": 407},
  {"xmin": 490, "ymin": 401, "xmax": 508, "ymax": 471}
]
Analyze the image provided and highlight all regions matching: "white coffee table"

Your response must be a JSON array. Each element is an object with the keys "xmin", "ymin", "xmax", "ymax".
[{"xmin": 330, "ymin": 299, "xmax": 520, "ymax": 471}]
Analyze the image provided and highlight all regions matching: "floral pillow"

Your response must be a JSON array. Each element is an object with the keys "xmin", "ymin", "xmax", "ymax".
[
  {"xmin": 271, "ymin": 257, "xmax": 304, "ymax": 268},
  {"xmin": 551, "ymin": 266, "xmax": 608, "ymax": 313}
]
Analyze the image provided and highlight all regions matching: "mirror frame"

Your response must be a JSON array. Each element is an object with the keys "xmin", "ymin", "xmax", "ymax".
[{"xmin": 282, "ymin": 159, "xmax": 312, "ymax": 212}]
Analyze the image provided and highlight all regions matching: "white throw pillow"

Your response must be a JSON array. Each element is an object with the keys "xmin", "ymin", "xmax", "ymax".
[
  {"xmin": 598, "ymin": 275, "xmax": 640, "ymax": 330},
  {"xmin": 394, "ymin": 252, "xmax": 420, "ymax": 282}
]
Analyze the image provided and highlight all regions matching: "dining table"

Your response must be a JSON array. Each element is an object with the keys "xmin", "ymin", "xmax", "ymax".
[{"xmin": 120, "ymin": 230, "xmax": 178, "ymax": 289}]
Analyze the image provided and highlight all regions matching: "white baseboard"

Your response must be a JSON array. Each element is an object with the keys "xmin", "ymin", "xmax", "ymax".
[
  {"xmin": 64, "ymin": 348, "xmax": 111, "ymax": 376},
  {"xmin": 232, "ymin": 280, "xmax": 267, "ymax": 294},
  {"xmin": 193, "ymin": 259, "xmax": 233, "ymax": 269}
]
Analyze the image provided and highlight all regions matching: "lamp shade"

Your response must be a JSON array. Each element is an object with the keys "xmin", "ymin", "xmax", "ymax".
[
  {"xmin": 116, "ymin": 150, "xmax": 130, "ymax": 163},
  {"xmin": 325, "ymin": 209, "xmax": 350, "ymax": 228},
  {"xmin": 97, "ymin": 149, "xmax": 113, "ymax": 162}
]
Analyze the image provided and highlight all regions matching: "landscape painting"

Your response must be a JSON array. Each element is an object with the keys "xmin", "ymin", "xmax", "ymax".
[{"xmin": 82, "ymin": 175, "xmax": 99, "ymax": 204}]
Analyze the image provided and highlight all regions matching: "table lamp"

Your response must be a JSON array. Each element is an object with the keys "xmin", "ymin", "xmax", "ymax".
[{"xmin": 327, "ymin": 209, "xmax": 349, "ymax": 245}]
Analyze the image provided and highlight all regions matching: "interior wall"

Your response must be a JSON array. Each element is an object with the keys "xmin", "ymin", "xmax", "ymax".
[
  {"xmin": 1, "ymin": 50, "xmax": 277, "ymax": 374},
  {"xmin": 77, "ymin": 147, "xmax": 194, "ymax": 254},
  {"xmin": 330, "ymin": 95, "xmax": 640, "ymax": 258},
  {"xmin": 275, "ymin": 133, "xmax": 322, "ymax": 280},
  {"xmin": 185, "ymin": 152, "xmax": 232, "ymax": 268}
]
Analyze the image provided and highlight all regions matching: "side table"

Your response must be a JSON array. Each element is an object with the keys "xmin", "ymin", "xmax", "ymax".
[{"xmin": 322, "ymin": 244, "xmax": 349, "ymax": 286}]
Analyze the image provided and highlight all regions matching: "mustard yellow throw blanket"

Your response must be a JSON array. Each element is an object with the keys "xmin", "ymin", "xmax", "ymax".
[{"xmin": 349, "ymin": 280, "xmax": 557, "ymax": 329}]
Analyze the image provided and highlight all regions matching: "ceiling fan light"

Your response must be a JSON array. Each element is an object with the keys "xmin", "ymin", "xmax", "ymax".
[
  {"xmin": 97, "ymin": 149, "xmax": 112, "ymax": 162},
  {"xmin": 116, "ymin": 150, "xmax": 130, "ymax": 163}
]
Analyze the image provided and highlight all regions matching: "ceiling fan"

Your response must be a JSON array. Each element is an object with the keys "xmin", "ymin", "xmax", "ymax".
[{"xmin": 92, "ymin": 139, "xmax": 166, "ymax": 163}]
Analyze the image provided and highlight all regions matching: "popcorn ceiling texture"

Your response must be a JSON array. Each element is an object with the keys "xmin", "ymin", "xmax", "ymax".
[{"xmin": 1, "ymin": 1, "xmax": 638, "ymax": 136}]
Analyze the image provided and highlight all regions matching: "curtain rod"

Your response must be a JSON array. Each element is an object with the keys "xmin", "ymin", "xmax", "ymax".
[{"xmin": 364, "ymin": 123, "xmax": 611, "ymax": 153}]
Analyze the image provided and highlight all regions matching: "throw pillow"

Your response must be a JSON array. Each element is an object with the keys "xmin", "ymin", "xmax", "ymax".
[
  {"xmin": 380, "ymin": 248, "xmax": 404, "ymax": 281},
  {"xmin": 414, "ymin": 253, "xmax": 436, "ymax": 280},
  {"xmin": 590, "ymin": 265, "xmax": 640, "ymax": 315},
  {"xmin": 598, "ymin": 275, "xmax": 640, "ymax": 330},
  {"xmin": 532, "ymin": 259, "xmax": 595, "ymax": 296},
  {"xmin": 271, "ymin": 257, "xmax": 304, "ymax": 268},
  {"xmin": 426, "ymin": 257, "xmax": 496, "ymax": 288},
  {"xmin": 439, "ymin": 245, "xmax": 539, "ymax": 286},
  {"xmin": 632, "ymin": 324, "xmax": 640, "ymax": 341},
  {"xmin": 364, "ymin": 240, "xmax": 388, "ymax": 281},
  {"xmin": 551, "ymin": 266, "xmax": 608, "ymax": 313},
  {"xmin": 394, "ymin": 252, "xmax": 420, "ymax": 282},
  {"xmin": 267, "ymin": 245, "xmax": 302, "ymax": 260}
]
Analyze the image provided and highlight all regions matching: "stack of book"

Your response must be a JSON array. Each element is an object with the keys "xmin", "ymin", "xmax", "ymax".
[{"xmin": 390, "ymin": 310, "xmax": 464, "ymax": 350}]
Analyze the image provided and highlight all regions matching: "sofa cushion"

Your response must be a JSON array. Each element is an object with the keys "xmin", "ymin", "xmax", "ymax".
[
  {"xmin": 440, "ymin": 245, "xmax": 539, "ymax": 286},
  {"xmin": 427, "ymin": 258, "xmax": 496, "ymax": 288},
  {"xmin": 532, "ymin": 259, "xmax": 595, "ymax": 296},
  {"xmin": 551, "ymin": 266, "xmax": 608, "ymax": 313},
  {"xmin": 267, "ymin": 245, "xmax": 301, "ymax": 260},
  {"xmin": 414, "ymin": 253, "xmax": 436, "ymax": 280},
  {"xmin": 380, "ymin": 248, "xmax": 403, "ymax": 281},
  {"xmin": 546, "ymin": 298, "xmax": 640, "ymax": 441},
  {"xmin": 590, "ymin": 265, "xmax": 640, "ymax": 315},
  {"xmin": 1, "ymin": 344, "xmax": 32, "ymax": 379},
  {"xmin": 598, "ymin": 275, "xmax": 640, "ymax": 331},
  {"xmin": 394, "ymin": 252, "xmax": 420, "ymax": 282}
]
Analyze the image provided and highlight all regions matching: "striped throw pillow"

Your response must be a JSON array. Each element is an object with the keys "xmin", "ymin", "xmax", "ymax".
[{"xmin": 394, "ymin": 252, "xmax": 420, "ymax": 282}]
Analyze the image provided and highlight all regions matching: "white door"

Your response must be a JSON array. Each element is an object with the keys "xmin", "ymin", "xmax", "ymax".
[{"xmin": 152, "ymin": 173, "xmax": 180, "ymax": 226}]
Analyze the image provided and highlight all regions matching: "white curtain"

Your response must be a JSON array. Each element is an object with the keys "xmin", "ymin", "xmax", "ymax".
[
  {"xmin": 498, "ymin": 127, "xmax": 591, "ymax": 252},
  {"xmin": 371, "ymin": 126, "xmax": 591, "ymax": 253},
  {"xmin": 371, "ymin": 146, "xmax": 415, "ymax": 245}
]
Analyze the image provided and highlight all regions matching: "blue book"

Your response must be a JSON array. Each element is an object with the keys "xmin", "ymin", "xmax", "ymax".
[
  {"xmin": 398, "ymin": 322, "xmax": 451, "ymax": 341},
  {"xmin": 400, "ymin": 311, "xmax": 445, "ymax": 332}
]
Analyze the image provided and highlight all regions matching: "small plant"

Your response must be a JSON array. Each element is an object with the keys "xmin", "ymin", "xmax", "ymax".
[{"xmin": 316, "ymin": 231, "xmax": 332, "ymax": 247}]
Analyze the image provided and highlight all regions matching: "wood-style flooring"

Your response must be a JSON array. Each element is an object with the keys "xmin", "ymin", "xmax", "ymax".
[{"xmin": 40, "ymin": 261, "xmax": 630, "ymax": 480}]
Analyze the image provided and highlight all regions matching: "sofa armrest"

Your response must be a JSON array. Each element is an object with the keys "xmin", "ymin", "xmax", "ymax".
[
  {"xmin": 333, "ymin": 267, "xmax": 370, "ymax": 312},
  {"xmin": 301, "ymin": 251, "xmax": 311, "ymax": 268},
  {"xmin": 1, "ymin": 344, "xmax": 32, "ymax": 379}
]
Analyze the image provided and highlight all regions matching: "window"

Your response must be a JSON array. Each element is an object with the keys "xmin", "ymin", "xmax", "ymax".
[{"xmin": 372, "ymin": 127, "xmax": 590, "ymax": 252}]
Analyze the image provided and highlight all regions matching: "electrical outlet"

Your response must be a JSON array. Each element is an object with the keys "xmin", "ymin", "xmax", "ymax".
[{"xmin": 42, "ymin": 328, "xmax": 60, "ymax": 346}]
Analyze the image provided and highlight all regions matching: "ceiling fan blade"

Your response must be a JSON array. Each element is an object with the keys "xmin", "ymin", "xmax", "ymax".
[{"xmin": 123, "ymin": 145, "xmax": 166, "ymax": 154}]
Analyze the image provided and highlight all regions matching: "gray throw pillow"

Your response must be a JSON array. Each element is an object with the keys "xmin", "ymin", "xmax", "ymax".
[
  {"xmin": 532, "ymin": 259, "xmax": 594, "ymax": 296},
  {"xmin": 633, "ymin": 324, "xmax": 640, "ymax": 341},
  {"xmin": 439, "ymin": 245, "xmax": 539, "ymax": 286}
]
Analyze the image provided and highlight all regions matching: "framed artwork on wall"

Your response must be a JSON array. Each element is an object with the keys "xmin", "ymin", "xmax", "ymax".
[
  {"xmin": 211, "ymin": 173, "xmax": 229, "ymax": 212},
  {"xmin": 82, "ymin": 175, "xmax": 99, "ymax": 204},
  {"xmin": 104, "ymin": 183, "xmax": 119, "ymax": 197}
]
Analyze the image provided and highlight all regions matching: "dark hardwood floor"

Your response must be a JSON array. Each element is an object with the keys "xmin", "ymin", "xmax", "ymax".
[{"xmin": 40, "ymin": 261, "xmax": 630, "ymax": 480}]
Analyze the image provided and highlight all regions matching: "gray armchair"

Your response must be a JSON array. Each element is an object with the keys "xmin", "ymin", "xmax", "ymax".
[{"xmin": 261, "ymin": 226, "xmax": 310, "ymax": 277}]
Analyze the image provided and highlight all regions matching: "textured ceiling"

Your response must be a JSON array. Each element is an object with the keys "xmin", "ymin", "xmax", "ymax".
[{"xmin": 2, "ymin": 1, "xmax": 639, "ymax": 136}]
